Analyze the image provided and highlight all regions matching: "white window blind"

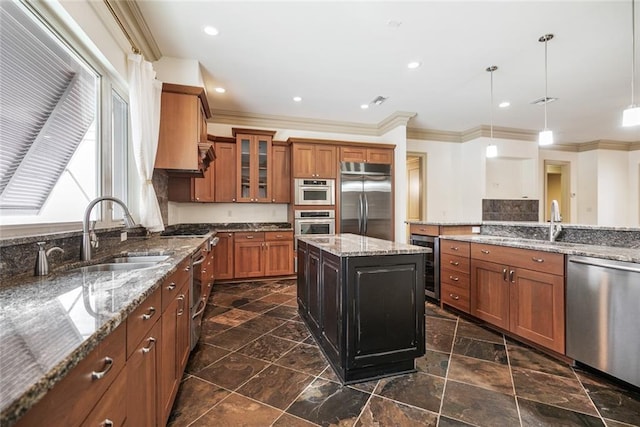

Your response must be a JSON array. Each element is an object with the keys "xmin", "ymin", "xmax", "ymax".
[{"xmin": 0, "ymin": 1, "xmax": 98, "ymax": 214}]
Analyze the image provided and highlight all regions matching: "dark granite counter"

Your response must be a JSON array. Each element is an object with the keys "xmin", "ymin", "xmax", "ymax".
[
  {"xmin": 441, "ymin": 234, "xmax": 640, "ymax": 264},
  {"xmin": 0, "ymin": 234, "xmax": 209, "ymax": 426},
  {"xmin": 298, "ymin": 233, "xmax": 431, "ymax": 257},
  {"xmin": 406, "ymin": 221, "xmax": 482, "ymax": 226}
]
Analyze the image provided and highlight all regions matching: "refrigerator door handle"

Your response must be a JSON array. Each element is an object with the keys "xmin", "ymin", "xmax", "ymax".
[
  {"xmin": 363, "ymin": 193, "xmax": 369, "ymax": 235},
  {"xmin": 358, "ymin": 193, "xmax": 364, "ymax": 234}
]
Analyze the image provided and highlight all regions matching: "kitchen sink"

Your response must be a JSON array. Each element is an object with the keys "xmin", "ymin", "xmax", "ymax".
[
  {"xmin": 75, "ymin": 254, "xmax": 170, "ymax": 273},
  {"xmin": 111, "ymin": 255, "xmax": 170, "ymax": 263}
]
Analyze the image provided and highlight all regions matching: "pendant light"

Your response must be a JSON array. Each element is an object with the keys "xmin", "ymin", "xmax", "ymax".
[
  {"xmin": 623, "ymin": 0, "xmax": 640, "ymax": 126},
  {"xmin": 486, "ymin": 65, "xmax": 498, "ymax": 158},
  {"xmin": 539, "ymin": 33, "xmax": 554, "ymax": 146}
]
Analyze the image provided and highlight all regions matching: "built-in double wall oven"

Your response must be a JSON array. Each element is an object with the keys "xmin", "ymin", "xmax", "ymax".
[
  {"xmin": 294, "ymin": 209, "xmax": 335, "ymax": 236},
  {"xmin": 410, "ymin": 234, "xmax": 439, "ymax": 301},
  {"xmin": 294, "ymin": 179, "xmax": 335, "ymax": 206}
]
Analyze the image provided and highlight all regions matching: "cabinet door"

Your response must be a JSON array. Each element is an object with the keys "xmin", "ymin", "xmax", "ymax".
[
  {"xmin": 510, "ymin": 268, "xmax": 565, "ymax": 353},
  {"xmin": 340, "ymin": 146, "xmax": 366, "ymax": 163},
  {"xmin": 265, "ymin": 240, "xmax": 294, "ymax": 276},
  {"xmin": 193, "ymin": 162, "xmax": 214, "ymax": 202},
  {"xmin": 234, "ymin": 241, "xmax": 265, "ymax": 278},
  {"xmin": 237, "ymin": 135, "xmax": 253, "ymax": 202},
  {"xmin": 297, "ymin": 242, "xmax": 308, "ymax": 312},
  {"xmin": 83, "ymin": 367, "xmax": 127, "ymax": 427},
  {"xmin": 292, "ymin": 143, "xmax": 315, "ymax": 178},
  {"xmin": 470, "ymin": 259, "xmax": 510, "ymax": 330},
  {"xmin": 127, "ymin": 320, "xmax": 160, "ymax": 427},
  {"xmin": 156, "ymin": 92, "xmax": 199, "ymax": 171},
  {"xmin": 307, "ymin": 247, "xmax": 322, "ymax": 332},
  {"xmin": 367, "ymin": 148, "xmax": 393, "ymax": 164},
  {"xmin": 271, "ymin": 144, "xmax": 290, "ymax": 203},
  {"xmin": 254, "ymin": 135, "xmax": 272, "ymax": 202},
  {"xmin": 215, "ymin": 233, "xmax": 234, "ymax": 280},
  {"xmin": 214, "ymin": 142, "xmax": 237, "ymax": 202},
  {"xmin": 321, "ymin": 253, "xmax": 341, "ymax": 359},
  {"xmin": 315, "ymin": 145, "xmax": 337, "ymax": 178}
]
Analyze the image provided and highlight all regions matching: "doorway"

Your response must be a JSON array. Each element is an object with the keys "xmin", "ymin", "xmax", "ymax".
[
  {"xmin": 406, "ymin": 153, "xmax": 426, "ymax": 222},
  {"xmin": 544, "ymin": 160, "xmax": 570, "ymax": 222}
]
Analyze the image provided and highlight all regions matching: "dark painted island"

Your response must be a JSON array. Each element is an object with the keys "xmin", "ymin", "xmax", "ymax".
[{"xmin": 296, "ymin": 233, "xmax": 430, "ymax": 384}]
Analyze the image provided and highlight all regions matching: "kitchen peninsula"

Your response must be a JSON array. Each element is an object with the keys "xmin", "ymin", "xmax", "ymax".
[{"xmin": 296, "ymin": 233, "xmax": 429, "ymax": 384}]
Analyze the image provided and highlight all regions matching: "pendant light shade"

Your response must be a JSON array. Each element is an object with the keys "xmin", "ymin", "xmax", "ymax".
[
  {"xmin": 538, "ymin": 34, "xmax": 554, "ymax": 146},
  {"xmin": 486, "ymin": 65, "xmax": 498, "ymax": 158},
  {"xmin": 623, "ymin": 0, "xmax": 640, "ymax": 126}
]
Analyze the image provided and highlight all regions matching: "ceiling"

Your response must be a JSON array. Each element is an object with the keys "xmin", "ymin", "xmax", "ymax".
[{"xmin": 136, "ymin": 0, "xmax": 640, "ymax": 144}]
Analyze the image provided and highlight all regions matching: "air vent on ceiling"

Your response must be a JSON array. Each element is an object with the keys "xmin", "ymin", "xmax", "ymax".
[
  {"xmin": 371, "ymin": 96, "xmax": 388, "ymax": 106},
  {"xmin": 531, "ymin": 96, "xmax": 558, "ymax": 105}
]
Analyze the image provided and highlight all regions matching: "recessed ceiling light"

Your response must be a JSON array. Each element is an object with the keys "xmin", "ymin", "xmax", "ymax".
[
  {"xmin": 407, "ymin": 61, "xmax": 421, "ymax": 69},
  {"xmin": 387, "ymin": 20, "xmax": 402, "ymax": 28},
  {"xmin": 360, "ymin": 104, "xmax": 369, "ymax": 109},
  {"xmin": 293, "ymin": 96, "xmax": 302, "ymax": 102},
  {"xmin": 214, "ymin": 87, "xmax": 226, "ymax": 93},
  {"xmin": 203, "ymin": 26, "xmax": 219, "ymax": 36},
  {"xmin": 499, "ymin": 101, "xmax": 510, "ymax": 108}
]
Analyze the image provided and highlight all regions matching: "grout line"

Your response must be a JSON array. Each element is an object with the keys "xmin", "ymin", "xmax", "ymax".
[
  {"xmin": 435, "ymin": 311, "xmax": 458, "ymax": 426},
  {"xmin": 570, "ymin": 367, "xmax": 609, "ymax": 424},
  {"xmin": 504, "ymin": 329, "xmax": 524, "ymax": 427}
]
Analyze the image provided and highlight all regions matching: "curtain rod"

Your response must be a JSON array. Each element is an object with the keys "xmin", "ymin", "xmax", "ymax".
[{"xmin": 103, "ymin": 0, "xmax": 141, "ymax": 55}]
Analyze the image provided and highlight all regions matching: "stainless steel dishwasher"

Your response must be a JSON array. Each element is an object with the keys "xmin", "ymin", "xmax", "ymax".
[{"xmin": 566, "ymin": 255, "xmax": 640, "ymax": 388}]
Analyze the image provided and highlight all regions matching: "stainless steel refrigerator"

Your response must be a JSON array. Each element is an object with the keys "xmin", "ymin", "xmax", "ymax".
[{"xmin": 340, "ymin": 162, "xmax": 392, "ymax": 240}]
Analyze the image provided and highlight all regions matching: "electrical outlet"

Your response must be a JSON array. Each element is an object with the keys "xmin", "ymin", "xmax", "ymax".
[
  {"xmin": 120, "ymin": 231, "xmax": 127, "ymax": 242},
  {"xmin": 472, "ymin": 226, "xmax": 481, "ymax": 234}
]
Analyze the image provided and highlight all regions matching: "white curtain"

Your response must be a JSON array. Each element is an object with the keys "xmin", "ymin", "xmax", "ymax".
[{"xmin": 127, "ymin": 53, "xmax": 164, "ymax": 232}]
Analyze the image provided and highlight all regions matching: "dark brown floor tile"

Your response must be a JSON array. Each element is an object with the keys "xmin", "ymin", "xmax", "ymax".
[
  {"xmin": 507, "ymin": 341, "xmax": 575, "ymax": 378},
  {"xmin": 206, "ymin": 326, "xmax": 262, "ymax": 351},
  {"xmin": 240, "ymin": 314, "xmax": 288, "ymax": 334},
  {"xmin": 437, "ymin": 416, "xmax": 476, "ymax": 426},
  {"xmin": 210, "ymin": 292, "xmax": 252, "ymax": 308},
  {"xmin": 303, "ymin": 335, "xmax": 318, "ymax": 346},
  {"xmin": 185, "ymin": 342, "xmax": 230, "ymax": 374},
  {"xmin": 318, "ymin": 365, "xmax": 341, "ymax": 383},
  {"xmin": 264, "ymin": 305, "xmax": 298, "ymax": 320},
  {"xmin": 281, "ymin": 298, "xmax": 298, "ymax": 307},
  {"xmin": 604, "ymin": 419, "xmax": 639, "ymax": 427},
  {"xmin": 210, "ymin": 308, "xmax": 259, "ymax": 327},
  {"xmin": 279, "ymin": 285, "xmax": 298, "ymax": 296},
  {"xmin": 237, "ymin": 364, "xmax": 314, "ymax": 410},
  {"xmin": 447, "ymin": 354, "xmax": 513, "ymax": 394},
  {"xmin": 425, "ymin": 316, "xmax": 457, "ymax": 336},
  {"xmin": 519, "ymin": 397, "xmax": 605, "ymax": 427},
  {"xmin": 415, "ymin": 350, "xmax": 450, "ymax": 378},
  {"xmin": 456, "ymin": 320, "xmax": 504, "ymax": 344},
  {"xmin": 452, "ymin": 336, "xmax": 507, "ymax": 364},
  {"xmin": 287, "ymin": 378, "xmax": 370, "ymax": 426},
  {"xmin": 375, "ymin": 372, "xmax": 444, "ymax": 413},
  {"xmin": 512, "ymin": 367, "xmax": 599, "ymax": 416},
  {"xmin": 191, "ymin": 393, "xmax": 282, "ymax": 426},
  {"xmin": 269, "ymin": 320, "xmax": 311, "ymax": 342},
  {"xmin": 214, "ymin": 282, "xmax": 255, "ymax": 294},
  {"xmin": 259, "ymin": 293, "xmax": 295, "ymax": 304},
  {"xmin": 349, "ymin": 379, "xmax": 379, "ymax": 393},
  {"xmin": 441, "ymin": 380, "xmax": 519, "ymax": 426},
  {"xmin": 426, "ymin": 332, "xmax": 454, "ymax": 353},
  {"xmin": 355, "ymin": 395, "xmax": 438, "ymax": 427},
  {"xmin": 240, "ymin": 288, "xmax": 273, "ymax": 300},
  {"xmin": 167, "ymin": 376, "xmax": 230, "ymax": 427},
  {"xmin": 199, "ymin": 319, "xmax": 232, "ymax": 344},
  {"xmin": 195, "ymin": 353, "xmax": 268, "ymax": 390},
  {"xmin": 577, "ymin": 373, "xmax": 640, "ymax": 425},
  {"xmin": 203, "ymin": 303, "xmax": 230, "ymax": 319},
  {"xmin": 238, "ymin": 334, "xmax": 298, "ymax": 362},
  {"xmin": 275, "ymin": 343, "xmax": 328, "ymax": 376},
  {"xmin": 272, "ymin": 413, "xmax": 319, "ymax": 426},
  {"xmin": 425, "ymin": 302, "xmax": 458, "ymax": 320},
  {"xmin": 236, "ymin": 300, "xmax": 279, "ymax": 313}
]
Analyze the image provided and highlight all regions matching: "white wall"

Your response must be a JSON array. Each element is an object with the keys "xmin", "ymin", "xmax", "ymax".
[
  {"xmin": 381, "ymin": 126, "xmax": 408, "ymax": 242},
  {"xmin": 153, "ymin": 57, "xmax": 204, "ymax": 87},
  {"xmin": 577, "ymin": 150, "xmax": 598, "ymax": 224},
  {"xmin": 629, "ymin": 150, "xmax": 640, "ymax": 226},
  {"xmin": 597, "ymin": 150, "xmax": 630, "ymax": 226},
  {"xmin": 169, "ymin": 202, "xmax": 289, "ymax": 224}
]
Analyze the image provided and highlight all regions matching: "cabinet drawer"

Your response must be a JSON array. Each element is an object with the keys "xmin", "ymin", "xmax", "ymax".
[
  {"xmin": 409, "ymin": 224, "xmax": 439, "ymax": 236},
  {"xmin": 471, "ymin": 243, "xmax": 564, "ymax": 276},
  {"xmin": 441, "ymin": 282, "xmax": 470, "ymax": 312},
  {"xmin": 441, "ymin": 253, "xmax": 470, "ymax": 274},
  {"xmin": 127, "ymin": 287, "xmax": 161, "ymax": 358},
  {"xmin": 162, "ymin": 258, "xmax": 190, "ymax": 312},
  {"xmin": 235, "ymin": 231, "xmax": 265, "ymax": 241},
  {"xmin": 265, "ymin": 230, "xmax": 294, "ymax": 241},
  {"xmin": 82, "ymin": 366, "xmax": 127, "ymax": 427},
  {"xmin": 441, "ymin": 268, "xmax": 470, "ymax": 290},
  {"xmin": 440, "ymin": 240, "xmax": 470, "ymax": 257},
  {"xmin": 16, "ymin": 323, "xmax": 126, "ymax": 427}
]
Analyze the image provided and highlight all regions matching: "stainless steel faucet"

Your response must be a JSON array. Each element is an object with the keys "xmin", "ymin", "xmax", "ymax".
[
  {"xmin": 549, "ymin": 199, "xmax": 562, "ymax": 242},
  {"xmin": 81, "ymin": 196, "xmax": 137, "ymax": 261}
]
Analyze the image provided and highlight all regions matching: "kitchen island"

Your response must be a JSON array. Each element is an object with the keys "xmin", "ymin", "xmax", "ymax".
[{"xmin": 296, "ymin": 233, "xmax": 430, "ymax": 384}]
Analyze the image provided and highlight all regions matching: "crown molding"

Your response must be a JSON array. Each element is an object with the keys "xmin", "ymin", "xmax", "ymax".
[
  {"xmin": 407, "ymin": 128, "xmax": 463, "ymax": 142},
  {"xmin": 102, "ymin": 0, "xmax": 162, "ymax": 61},
  {"xmin": 378, "ymin": 111, "xmax": 416, "ymax": 134}
]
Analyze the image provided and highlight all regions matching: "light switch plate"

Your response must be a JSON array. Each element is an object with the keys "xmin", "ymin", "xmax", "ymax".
[
  {"xmin": 472, "ymin": 226, "xmax": 481, "ymax": 234},
  {"xmin": 120, "ymin": 231, "xmax": 127, "ymax": 241}
]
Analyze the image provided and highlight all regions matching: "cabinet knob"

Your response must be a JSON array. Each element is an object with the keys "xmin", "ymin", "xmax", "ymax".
[
  {"xmin": 196, "ymin": 197, "xmax": 199, "ymax": 201},
  {"xmin": 449, "ymin": 293, "xmax": 460, "ymax": 301},
  {"xmin": 272, "ymin": 199, "xmax": 275, "ymax": 202},
  {"xmin": 232, "ymin": 198, "xmax": 236, "ymax": 202}
]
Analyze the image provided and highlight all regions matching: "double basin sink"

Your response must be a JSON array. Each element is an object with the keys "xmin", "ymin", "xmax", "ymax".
[{"xmin": 76, "ymin": 255, "xmax": 170, "ymax": 273}]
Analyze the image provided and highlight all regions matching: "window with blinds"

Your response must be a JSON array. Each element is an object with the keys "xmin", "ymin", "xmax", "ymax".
[{"xmin": 0, "ymin": 1, "xmax": 100, "ymax": 221}]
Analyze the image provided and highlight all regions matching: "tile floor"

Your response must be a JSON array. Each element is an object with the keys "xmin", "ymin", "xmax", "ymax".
[{"xmin": 169, "ymin": 278, "xmax": 640, "ymax": 427}]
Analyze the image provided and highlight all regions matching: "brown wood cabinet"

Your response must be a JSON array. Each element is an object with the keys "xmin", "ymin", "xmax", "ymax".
[
  {"xmin": 215, "ymin": 232, "xmax": 235, "ymax": 280},
  {"xmin": 340, "ymin": 146, "xmax": 393, "ymax": 164},
  {"xmin": 440, "ymin": 240, "xmax": 471, "ymax": 313},
  {"xmin": 271, "ymin": 141, "xmax": 291, "ymax": 203},
  {"xmin": 265, "ymin": 231, "xmax": 295, "ymax": 276},
  {"xmin": 155, "ymin": 83, "xmax": 212, "ymax": 174},
  {"xmin": 213, "ymin": 139, "xmax": 237, "ymax": 202},
  {"xmin": 234, "ymin": 231, "xmax": 294, "ymax": 278},
  {"xmin": 235, "ymin": 131, "xmax": 274, "ymax": 202},
  {"xmin": 126, "ymin": 320, "xmax": 160, "ymax": 427},
  {"xmin": 82, "ymin": 367, "xmax": 127, "ymax": 427},
  {"xmin": 470, "ymin": 243, "xmax": 565, "ymax": 353},
  {"xmin": 291, "ymin": 143, "xmax": 337, "ymax": 178}
]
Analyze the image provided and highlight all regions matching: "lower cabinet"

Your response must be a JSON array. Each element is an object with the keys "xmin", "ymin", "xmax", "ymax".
[
  {"xmin": 439, "ymin": 240, "xmax": 471, "ymax": 313},
  {"xmin": 83, "ymin": 367, "xmax": 127, "ymax": 427},
  {"xmin": 215, "ymin": 232, "xmax": 235, "ymax": 280},
  {"xmin": 234, "ymin": 231, "xmax": 294, "ymax": 279},
  {"xmin": 296, "ymin": 240, "xmax": 308, "ymax": 312},
  {"xmin": 126, "ymin": 320, "xmax": 161, "ymax": 427}
]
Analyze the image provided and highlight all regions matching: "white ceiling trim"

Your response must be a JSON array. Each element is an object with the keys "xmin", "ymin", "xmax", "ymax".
[{"xmin": 100, "ymin": 0, "xmax": 161, "ymax": 61}]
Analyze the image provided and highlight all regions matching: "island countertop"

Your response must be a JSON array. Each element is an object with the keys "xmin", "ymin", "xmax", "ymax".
[{"xmin": 297, "ymin": 233, "xmax": 431, "ymax": 257}]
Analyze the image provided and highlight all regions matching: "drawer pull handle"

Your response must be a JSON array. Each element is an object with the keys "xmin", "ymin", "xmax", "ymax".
[
  {"xmin": 142, "ymin": 307, "xmax": 156, "ymax": 320},
  {"xmin": 167, "ymin": 282, "xmax": 176, "ymax": 291},
  {"xmin": 531, "ymin": 257, "xmax": 544, "ymax": 263},
  {"xmin": 451, "ymin": 247, "xmax": 459, "ymax": 251},
  {"xmin": 503, "ymin": 268, "xmax": 508, "ymax": 281},
  {"xmin": 92, "ymin": 357, "xmax": 113, "ymax": 380},
  {"xmin": 449, "ymin": 293, "xmax": 460, "ymax": 300},
  {"xmin": 509, "ymin": 270, "xmax": 515, "ymax": 283},
  {"xmin": 481, "ymin": 249, "xmax": 490, "ymax": 254},
  {"xmin": 102, "ymin": 420, "xmax": 114, "ymax": 427},
  {"xmin": 449, "ymin": 261, "xmax": 460, "ymax": 266},
  {"xmin": 246, "ymin": 235, "xmax": 255, "ymax": 239},
  {"xmin": 177, "ymin": 295, "xmax": 185, "ymax": 315},
  {"xmin": 142, "ymin": 337, "xmax": 157, "ymax": 354},
  {"xmin": 276, "ymin": 234, "xmax": 283, "ymax": 238},
  {"xmin": 449, "ymin": 275, "xmax": 459, "ymax": 281}
]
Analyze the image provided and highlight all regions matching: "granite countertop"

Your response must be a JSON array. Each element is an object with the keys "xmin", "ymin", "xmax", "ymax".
[
  {"xmin": 298, "ymin": 233, "xmax": 431, "ymax": 257},
  {"xmin": 442, "ymin": 234, "xmax": 640, "ymax": 264},
  {"xmin": 0, "ymin": 234, "xmax": 210, "ymax": 426},
  {"xmin": 481, "ymin": 221, "xmax": 640, "ymax": 232},
  {"xmin": 406, "ymin": 221, "xmax": 483, "ymax": 226}
]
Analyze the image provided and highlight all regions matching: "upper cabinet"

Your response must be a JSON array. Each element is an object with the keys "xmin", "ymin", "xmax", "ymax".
[
  {"xmin": 271, "ymin": 141, "xmax": 291, "ymax": 203},
  {"xmin": 155, "ymin": 83, "xmax": 212, "ymax": 175},
  {"xmin": 291, "ymin": 141, "xmax": 337, "ymax": 178},
  {"xmin": 213, "ymin": 137, "xmax": 237, "ymax": 202},
  {"xmin": 234, "ymin": 128, "xmax": 276, "ymax": 203},
  {"xmin": 340, "ymin": 146, "xmax": 394, "ymax": 165}
]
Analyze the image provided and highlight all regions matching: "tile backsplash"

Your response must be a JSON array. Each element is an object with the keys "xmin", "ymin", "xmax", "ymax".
[{"xmin": 482, "ymin": 199, "xmax": 539, "ymax": 222}]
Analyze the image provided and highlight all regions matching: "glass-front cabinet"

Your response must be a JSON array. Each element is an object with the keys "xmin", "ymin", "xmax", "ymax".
[{"xmin": 234, "ymin": 131, "xmax": 274, "ymax": 202}]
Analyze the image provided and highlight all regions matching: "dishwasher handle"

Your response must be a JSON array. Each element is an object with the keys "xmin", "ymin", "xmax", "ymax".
[{"xmin": 569, "ymin": 258, "xmax": 640, "ymax": 274}]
